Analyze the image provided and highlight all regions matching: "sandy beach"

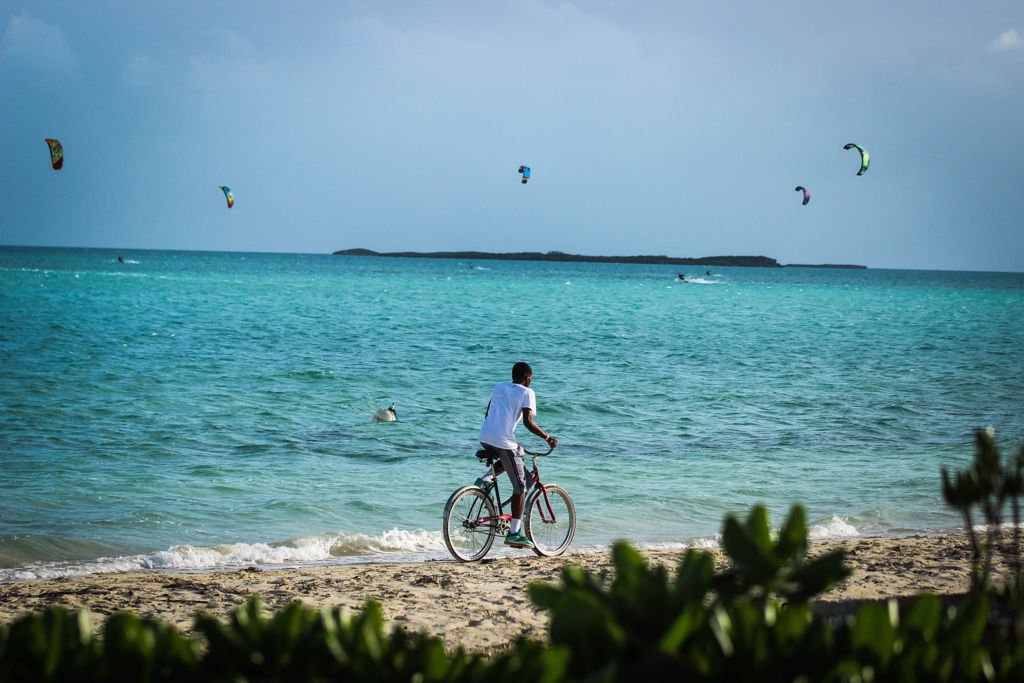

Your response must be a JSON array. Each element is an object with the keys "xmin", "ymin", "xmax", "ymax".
[{"xmin": 0, "ymin": 533, "xmax": 1014, "ymax": 655}]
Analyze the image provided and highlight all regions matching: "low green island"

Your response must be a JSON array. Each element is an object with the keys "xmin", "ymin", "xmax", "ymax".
[{"xmin": 332, "ymin": 248, "xmax": 867, "ymax": 269}]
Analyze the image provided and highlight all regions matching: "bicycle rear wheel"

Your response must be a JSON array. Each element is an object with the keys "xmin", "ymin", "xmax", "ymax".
[
  {"xmin": 443, "ymin": 486, "xmax": 498, "ymax": 562},
  {"xmin": 524, "ymin": 484, "xmax": 576, "ymax": 557}
]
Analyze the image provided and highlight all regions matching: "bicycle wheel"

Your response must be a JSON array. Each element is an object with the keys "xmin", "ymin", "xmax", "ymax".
[
  {"xmin": 443, "ymin": 486, "xmax": 498, "ymax": 562},
  {"xmin": 524, "ymin": 484, "xmax": 576, "ymax": 557}
]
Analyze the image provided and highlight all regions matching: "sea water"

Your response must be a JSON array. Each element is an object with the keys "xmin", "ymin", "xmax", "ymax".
[{"xmin": 2, "ymin": 247, "xmax": 1023, "ymax": 580}]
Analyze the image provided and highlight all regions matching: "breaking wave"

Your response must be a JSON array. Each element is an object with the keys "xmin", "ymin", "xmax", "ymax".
[{"xmin": 1, "ymin": 529, "xmax": 448, "ymax": 582}]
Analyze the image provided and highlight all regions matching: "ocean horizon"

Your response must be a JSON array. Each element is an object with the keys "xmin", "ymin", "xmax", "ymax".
[{"xmin": 2, "ymin": 246, "xmax": 1022, "ymax": 581}]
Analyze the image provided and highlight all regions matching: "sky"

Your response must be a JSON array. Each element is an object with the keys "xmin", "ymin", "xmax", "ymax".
[{"xmin": 1, "ymin": 1, "xmax": 1022, "ymax": 271}]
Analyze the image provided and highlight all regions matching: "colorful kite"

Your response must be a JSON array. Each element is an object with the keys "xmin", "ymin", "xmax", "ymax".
[
  {"xmin": 843, "ymin": 143, "xmax": 870, "ymax": 176},
  {"xmin": 45, "ymin": 138, "xmax": 64, "ymax": 170},
  {"xmin": 795, "ymin": 186, "xmax": 810, "ymax": 206},
  {"xmin": 518, "ymin": 165, "xmax": 531, "ymax": 184},
  {"xmin": 219, "ymin": 185, "xmax": 235, "ymax": 208}
]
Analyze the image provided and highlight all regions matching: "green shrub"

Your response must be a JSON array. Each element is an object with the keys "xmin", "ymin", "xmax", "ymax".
[
  {"xmin": 529, "ymin": 505, "xmax": 850, "ymax": 681},
  {"xmin": 942, "ymin": 428, "xmax": 1024, "ymax": 590},
  {"xmin": 0, "ymin": 599, "xmax": 482, "ymax": 683},
  {"xmin": 0, "ymin": 607, "xmax": 99, "ymax": 682},
  {"xmin": 528, "ymin": 500, "xmax": 1023, "ymax": 681},
  {"xmin": 194, "ymin": 598, "xmax": 486, "ymax": 682},
  {"xmin": 99, "ymin": 611, "xmax": 197, "ymax": 682}
]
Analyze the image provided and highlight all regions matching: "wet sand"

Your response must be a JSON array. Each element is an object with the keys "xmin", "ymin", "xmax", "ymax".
[{"xmin": 0, "ymin": 533, "xmax": 1013, "ymax": 655}]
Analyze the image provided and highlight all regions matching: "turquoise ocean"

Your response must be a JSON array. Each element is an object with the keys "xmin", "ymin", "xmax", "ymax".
[{"xmin": 2, "ymin": 246, "xmax": 1023, "ymax": 581}]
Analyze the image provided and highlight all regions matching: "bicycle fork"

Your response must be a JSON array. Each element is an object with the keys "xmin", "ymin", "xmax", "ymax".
[{"xmin": 532, "ymin": 486, "xmax": 559, "ymax": 525}]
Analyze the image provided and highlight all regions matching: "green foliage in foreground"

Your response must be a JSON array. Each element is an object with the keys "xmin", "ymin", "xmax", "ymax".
[
  {"xmin": 942, "ymin": 428, "xmax": 1024, "ymax": 592},
  {"xmin": 2, "ymin": 430, "xmax": 1023, "ymax": 681},
  {"xmin": 530, "ymin": 502, "xmax": 1020, "ymax": 682}
]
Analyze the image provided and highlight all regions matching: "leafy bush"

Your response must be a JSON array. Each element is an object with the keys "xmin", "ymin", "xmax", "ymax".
[
  {"xmin": 530, "ymin": 504, "xmax": 1022, "ymax": 681},
  {"xmin": 0, "ymin": 607, "xmax": 197, "ymax": 683},
  {"xmin": 0, "ymin": 598, "xmax": 482, "ymax": 683},
  {"xmin": 942, "ymin": 428, "xmax": 1024, "ymax": 591},
  {"xmin": 529, "ymin": 504, "xmax": 850, "ymax": 680}
]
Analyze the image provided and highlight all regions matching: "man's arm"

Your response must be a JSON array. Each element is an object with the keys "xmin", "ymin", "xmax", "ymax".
[{"xmin": 522, "ymin": 409, "xmax": 557, "ymax": 448}]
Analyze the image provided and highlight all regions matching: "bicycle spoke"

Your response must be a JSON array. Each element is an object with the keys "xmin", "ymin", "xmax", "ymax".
[{"xmin": 443, "ymin": 487, "xmax": 497, "ymax": 562}]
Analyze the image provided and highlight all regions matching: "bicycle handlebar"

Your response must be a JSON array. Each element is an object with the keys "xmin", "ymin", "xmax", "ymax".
[{"xmin": 523, "ymin": 444, "xmax": 555, "ymax": 457}]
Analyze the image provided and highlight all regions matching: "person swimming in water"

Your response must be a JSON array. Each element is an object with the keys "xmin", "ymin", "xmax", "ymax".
[{"xmin": 372, "ymin": 403, "xmax": 397, "ymax": 422}]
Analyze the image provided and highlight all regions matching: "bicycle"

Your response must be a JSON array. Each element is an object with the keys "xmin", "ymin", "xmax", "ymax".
[{"xmin": 442, "ymin": 445, "xmax": 576, "ymax": 562}]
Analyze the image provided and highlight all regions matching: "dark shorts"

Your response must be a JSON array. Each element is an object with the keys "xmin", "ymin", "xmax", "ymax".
[{"xmin": 480, "ymin": 442, "xmax": 528, "ymax": 494}]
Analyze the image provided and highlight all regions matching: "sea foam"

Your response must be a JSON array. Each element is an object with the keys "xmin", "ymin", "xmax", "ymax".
[
  {"xmin": 809, "ymin": 516, "xmax": 861, "ymax": 539},
  {"xmin": 0, "ymin": 529, "xmax": 447, "ymax": 582}
]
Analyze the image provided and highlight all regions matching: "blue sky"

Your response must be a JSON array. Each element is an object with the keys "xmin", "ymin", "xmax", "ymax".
[{"xmin": 2, "ymin": 1, "xmax": 1022, "ymax": 271}]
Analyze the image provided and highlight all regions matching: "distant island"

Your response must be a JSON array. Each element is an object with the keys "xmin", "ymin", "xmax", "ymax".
[{"xmin": 332, "ymin": 249, "xmax": 866, "ymax": 269}]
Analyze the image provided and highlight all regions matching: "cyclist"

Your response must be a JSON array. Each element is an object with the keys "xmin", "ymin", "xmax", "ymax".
[{"xmin": 476, "ymin": 362, "xmax": 558, "ymax": 549}]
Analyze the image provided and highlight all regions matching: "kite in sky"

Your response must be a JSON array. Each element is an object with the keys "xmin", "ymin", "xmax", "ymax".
[
  {"xmin": 44, "ymin": 138, "xmax": 63, "ymax": 170},
  {"xmin": 794, "ymin": 186, "xmax": 810, "ymax": 206},
  {"xmin": 219, "ymin": 185, "xmax": 235, "ymax": 208},
  {"xmin": 518, "ymin": 165, "xmax": 531, "ymax": 184},
  {"xmin": 843, "ymin": 143, "xmax": 870, "ymax": 176}
]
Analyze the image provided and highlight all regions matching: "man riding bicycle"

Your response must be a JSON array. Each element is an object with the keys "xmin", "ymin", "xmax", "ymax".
[{"xmin": 477, "ymin": 362, "xmax": 558, "ymax": 549}]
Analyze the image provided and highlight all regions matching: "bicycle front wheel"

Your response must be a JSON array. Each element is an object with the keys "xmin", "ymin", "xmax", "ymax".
[
  {"xmin": 442, "ymin": 486, "xmax": 498, "ymax": 562},
  {"xmin": 524, "ymin": 484, "xmax": 576, "ymax": 557}
]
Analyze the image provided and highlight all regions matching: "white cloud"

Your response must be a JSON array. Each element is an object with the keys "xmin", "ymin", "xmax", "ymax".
[
  {"xmin": 1, "ymin": 12, "xmax": 77, "ymax": 71},
  {"xmin": 989, "ymin": 28, "xmax": 1023, "ymax": 53}
]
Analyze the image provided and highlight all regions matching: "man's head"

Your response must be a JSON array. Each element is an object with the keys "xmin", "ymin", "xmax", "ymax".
[{"xmin": 512, "ymin": 362, "xmax": 532, "ymax": 386}]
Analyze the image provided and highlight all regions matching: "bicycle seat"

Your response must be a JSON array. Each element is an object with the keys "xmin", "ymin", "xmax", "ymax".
[{"xmin": 475, "ymin": 449, "xmax": 495, "ymax": 460}]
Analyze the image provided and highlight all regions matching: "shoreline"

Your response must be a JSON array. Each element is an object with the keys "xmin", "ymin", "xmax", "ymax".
[{"xmin": 0, "ymin": 533, "xmax": 1009, "ymax": 655}]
